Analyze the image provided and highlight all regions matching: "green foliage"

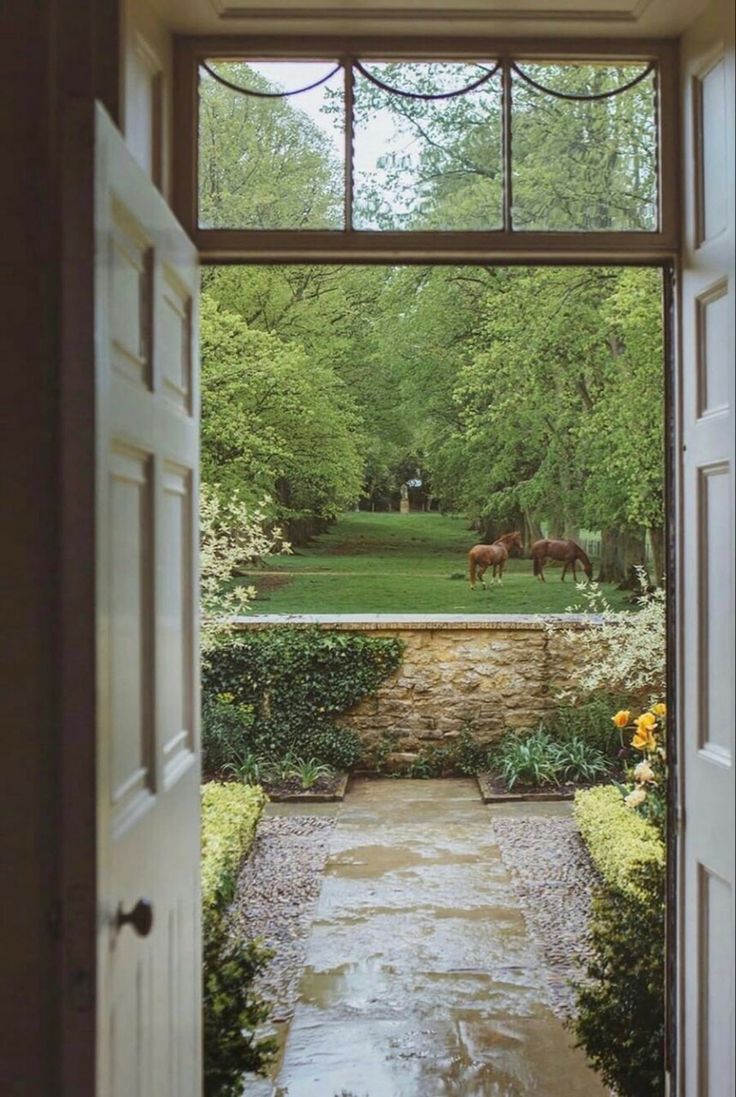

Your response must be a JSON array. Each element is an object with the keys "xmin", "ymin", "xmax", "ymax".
[
  {"xmin": 490, "ymin": 727, "xmax": 611, "ymax": 789},
  {"xmin": 407, "ymin": 747, "xmax": 447, "ymax": 779},
  {"xmin": 202, "ymin": 628, "xmax": 404, "ymax": 773},
  {"xmin": 222, "ymin": 749, "xmax": 273, "ymax": 786},
  {"xmin": 542, "ymin": 693, "xmax": 633, "ymax": 756},
  {"xmin": 201, "ymin": 294, "xmax": 364, "ymax": 535},
  {"xmin": 201, "ymin": 782, "xmax": 266, "ymax": 925},
  {"xmin": 288, "ymin": 757, "xmax": 335, "ymax": 789},
  {"xmin": 202, "ymin": 693, "xmax": 257, "ymax": 777},
  {"xmin": 555, "ymin": 735, "xmax": 610, "ymax": 783},
  {"xmin": 196, "ymin": 53, "xmax": 664, "ymax": 571},
  {"xmin": 199, "ymin": 62, "xmax": 341, "ymax": 230},
  {"xmin": 492, "ymin": 729, "xmax": 563, "ymax": 789},
  {"xmin": 451, "ymin": 726, "xmax": 490, "ymax": 776},
  {"xmin": 573, "ymin": 786, "xmax": 665, "ymax": 1096},
  {"xmin": 203, "ymin": 915, "xmax": 276, "ymax": 1096},
  {"xmin": 574, "ymin": 785, "xmax": 664, "ymax": 899},
  {"xmin": 200, "ymin": 783, "xmax": 275, "ymax": 1094}
]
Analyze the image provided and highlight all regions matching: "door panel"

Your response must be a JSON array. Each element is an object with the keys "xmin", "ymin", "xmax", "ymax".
[
  {"xmin": 679, "ymin": 1, "xmax": 735, "ymax": 1093},
  {"xmin": 91, "ymin": 103, "xmax": 201, "ymax": 1097}
]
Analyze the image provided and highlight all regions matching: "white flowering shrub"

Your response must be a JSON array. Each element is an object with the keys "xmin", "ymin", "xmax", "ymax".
[
  {"xmin": 552, "ymin": 567, "xmax": 666, "ymax": 700},
  {"xmin": 200, "ymin": 485, "xmax": 290, "ymax": 654}
]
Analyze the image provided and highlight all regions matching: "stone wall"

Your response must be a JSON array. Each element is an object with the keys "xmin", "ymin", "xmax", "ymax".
[{"xmin": 236, "ymin": 614, "xmax": 593, "ymax": 765}]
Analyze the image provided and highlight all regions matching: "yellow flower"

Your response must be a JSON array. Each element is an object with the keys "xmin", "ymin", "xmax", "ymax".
[
  {"xmin": 612, "ymin": 709, "xmax": 631, "ymax": 728},
  {"xmin": 633, "ymin": 760, "xmax": 656, "ymax": 784},
  {"xmin": 650, "ymin": 702, "xmax": 667, "ymax": 718},
  {"xmin": 625, "ymin": 787, "xmax": 647, "ymax": 807},
  {"xmin": 632, "ymin": 726, "xmax": 657, "ymax": 752},
  {"xmin": 632, "ymin": 713, "xmax": 658, "ymax": 751}
]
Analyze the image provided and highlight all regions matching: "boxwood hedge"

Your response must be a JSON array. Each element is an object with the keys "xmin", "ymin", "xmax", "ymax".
[
  {"xmin": 201, "ymin": 782, "xmax": 275, "ymax": 1096},
  {"xmin": 573, "ymin": 786, "xmax": 665, "ymax": 1097}
]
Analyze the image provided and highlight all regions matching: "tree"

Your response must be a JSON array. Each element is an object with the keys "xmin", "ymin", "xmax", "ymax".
[
  {"xmin": 200, "ymin": 295, "xmax": 364, "ymax": 540},
  {"xmin": 199, "ymin": 62, "xmax": 341, "ymax": 229}
]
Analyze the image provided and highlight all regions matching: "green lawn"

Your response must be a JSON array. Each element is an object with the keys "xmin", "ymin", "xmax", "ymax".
[{"xmin": 239, "ymin": 511, "xmax": 631, "ymax": 615}]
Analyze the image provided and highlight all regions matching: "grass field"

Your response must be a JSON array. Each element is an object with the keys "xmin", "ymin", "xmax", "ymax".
[{"xmin": 240, "ymin": 511, "xmax": 632, "ymax": 615}]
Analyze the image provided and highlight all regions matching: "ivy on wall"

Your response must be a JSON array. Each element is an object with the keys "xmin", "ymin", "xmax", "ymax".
[{"xmin": 202, "ymin": 628, "xmax": 404, "ymax": 773}]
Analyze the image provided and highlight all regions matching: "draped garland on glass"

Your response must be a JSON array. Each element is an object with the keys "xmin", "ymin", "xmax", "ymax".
[{"xmin": 197, "ymin": 57, "xmax": 658, "ymax": 232}]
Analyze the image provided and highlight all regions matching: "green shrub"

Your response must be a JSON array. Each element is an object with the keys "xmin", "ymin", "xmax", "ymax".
[
  {"xmin": 201, "ymin": 782, "xmax": 266, "ymax": 923},
  {"xmin": 287, "ymin": 757, "xmax": 335, "ymax": 789},
  {"xmin": 202, "ymin": 628, "xmax": 403, "ymax": 773},
  {"xmin": 253, "ymin": 717, "xmax": 363, "ymax": 772},
  {"xmin": 574, "ymin": 785, "xmax": 664, "ymax": 898},
  {"xmin": 488, "ymin": 726, "xmax": 612, "ymax": 789},
  {"xmin": 555, "ymin": 735, "xmax": 610, "ymax": 783},
  {"xmin": 450, "ymin": 726, "xmax": 490, "ymax": 775},
  {"xmin": 491, "ymin": 728, "xmax": 562, "ymax": 789},
  {"xmin": 543, "ymin": 693, "xmax": 634, "ymax": 757},
  {"xmin": 201, "ymin": 782, "xmax": 275, "ymax": 1095},
  {"xmin": 202, "ymin": 693, "xmax": 255, "ymax": 776},
  {"xmin": 572, "ymin": 785, "xmax": 665, "ymax": 1097}
]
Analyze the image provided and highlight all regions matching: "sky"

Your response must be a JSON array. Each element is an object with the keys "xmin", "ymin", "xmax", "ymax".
[{"xmin": 241, "ymin": 60, "xmax": 499, "ymax": 226}]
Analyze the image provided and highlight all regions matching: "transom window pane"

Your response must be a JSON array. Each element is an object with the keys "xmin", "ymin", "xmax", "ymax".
[
  {"xmin": 511, "ymin": 62, "xmax": 658, "ymax": 232},
  {"xmin": 352, "ymin": 62, "xmax": 503, "ymax": 230},
  {"xmin": 198, "ymin": 61, "xmax": 344, "ymax": 230},
  {"xmin": 195, "ymin": 56, "xmax": 660, "ymax": 236}
]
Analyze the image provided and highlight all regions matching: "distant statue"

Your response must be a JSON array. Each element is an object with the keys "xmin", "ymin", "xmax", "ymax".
[
  {"xmin": 399, "ymin": 482, "xmax": 410, "ymax": 514},
  {"xmin": 400, "ymin": 483, "xmax": 409, "ymax": 500}
]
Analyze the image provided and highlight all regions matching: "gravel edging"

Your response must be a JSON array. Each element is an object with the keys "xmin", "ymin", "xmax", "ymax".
[
  {"xmin": 492, "ymin": 815, "xmax": 601, "ymax": 1019},
  {"xmin": 230, "ymin": 814, "xmax": 335, "ymax": 1023}
]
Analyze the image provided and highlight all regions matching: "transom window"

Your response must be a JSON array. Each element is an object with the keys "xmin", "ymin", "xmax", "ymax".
[{"xmin": 172, "ymin": 39, "xmax": 677, "ymax": 263}]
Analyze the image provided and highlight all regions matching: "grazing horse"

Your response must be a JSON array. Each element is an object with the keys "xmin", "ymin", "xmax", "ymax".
[
  {"xmin": 468, "ymin": 532, "xmax": 523, "ymax": 589},
  {"xmin": 531, "ymin": 538, "xmax": 593, "ymax": 582}
]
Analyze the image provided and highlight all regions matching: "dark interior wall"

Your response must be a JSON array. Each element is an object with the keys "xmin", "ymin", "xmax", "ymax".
[{"xmin": 0, "ymin": 4, "xmax": 119, "ymax": 1093}]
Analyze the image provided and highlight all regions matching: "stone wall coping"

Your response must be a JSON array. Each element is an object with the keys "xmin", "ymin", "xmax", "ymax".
[{"xmin": 229, "ymin": 613, "xmax": 601, "ymax": 632}]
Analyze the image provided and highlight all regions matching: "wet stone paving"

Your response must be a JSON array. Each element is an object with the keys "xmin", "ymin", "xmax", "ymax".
[{"xmin": 241, "ymin": 778, "xmax": 607, "ymax": 1097}]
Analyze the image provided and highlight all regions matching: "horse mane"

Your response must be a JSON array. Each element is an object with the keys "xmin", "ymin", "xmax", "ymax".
[{"xmin": 576, "ymin": 543, "xmax": 592, "ymax": 567}]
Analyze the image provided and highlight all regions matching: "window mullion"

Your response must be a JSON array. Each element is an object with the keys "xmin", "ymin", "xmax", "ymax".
[
  {"xmin": 502, "ymin": 56, "xmax": 513, "ymax": 233},
  {"xmin": 344, "ymin": 60, "xmax": 355, "ymax": 232}
]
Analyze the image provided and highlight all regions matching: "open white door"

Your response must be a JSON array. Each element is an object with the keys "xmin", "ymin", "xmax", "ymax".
[
  {"xmin": 678, "ymin": 1, "xmax": 735, "ymax": 1093},
  {"xmin": 61, "ymin": 102, "xmax": 201, "ymax": 1096}
]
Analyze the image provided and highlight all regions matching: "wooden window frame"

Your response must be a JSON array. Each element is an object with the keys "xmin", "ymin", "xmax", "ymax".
[{"xmin": 172, "ymin": 34, "xmax": 679, "ymax": 265}]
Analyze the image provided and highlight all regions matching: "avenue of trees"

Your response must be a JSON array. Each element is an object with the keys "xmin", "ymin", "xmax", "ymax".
[{"xmin": 199, "ymin": 61, "xmax": 664, "ymax": 581}]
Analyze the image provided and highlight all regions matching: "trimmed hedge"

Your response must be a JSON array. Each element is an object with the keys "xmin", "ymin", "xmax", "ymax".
[
  {"xmin": 201, "ymin": 782, "xmax": 267, "ymax": 926},
  {"xmin": 574, "ymin": 785, "xmax": 664, "ymax": 898},
  {"xmin": 201, "ymin": 782, "xmax": 275, "ymax": 1096},
  {"xmin": 573, "ymin": 785, "xmax": 665, "ymax": 1097}
]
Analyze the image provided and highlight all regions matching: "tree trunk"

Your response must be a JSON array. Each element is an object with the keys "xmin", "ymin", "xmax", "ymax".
[
  {"xmin": 649, "ymin": 526, "xmax": 666, "ymax": 586},
  {"xmin": 619, "ymin": 530, "xmax": 648, "ymax": 589},
  {"xmin": 523, "ymin": 509, "xmax": 544, "ymax": 550},
  {"xmin": 549, "ymin": 513, "xmax": 565, "ymax": 539},
  {"xmin": 597, "ymin": 528, "xmax": 625, "ymax": 583}
]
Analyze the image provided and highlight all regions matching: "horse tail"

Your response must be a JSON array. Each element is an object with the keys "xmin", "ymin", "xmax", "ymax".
[
  {"xmin": 532, "ymin": 550, "xmax": 541, "ymax": 576},
  {"xmin": 469, "ymin": 552, "xmax": 476, "ymax": 585}
]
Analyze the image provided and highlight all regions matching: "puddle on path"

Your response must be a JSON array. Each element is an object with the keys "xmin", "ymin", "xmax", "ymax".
[{"xmin": 261, "ymin": 778, "xmax": 606, "ymax": 1097}]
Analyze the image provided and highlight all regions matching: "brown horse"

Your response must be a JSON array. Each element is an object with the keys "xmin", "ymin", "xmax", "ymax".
[
  {"xmin": 531, "ymin": 538, "xmax": 593, "ymax": 582},
  {"xmin": 468, "ymin": 532, "xmax": 523, "ymax": 589}
]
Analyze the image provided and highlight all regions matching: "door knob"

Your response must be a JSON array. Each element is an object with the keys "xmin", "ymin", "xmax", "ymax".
[{"xmin": 116, "ymin": 898, "xmax": 154, "ymax": 937}]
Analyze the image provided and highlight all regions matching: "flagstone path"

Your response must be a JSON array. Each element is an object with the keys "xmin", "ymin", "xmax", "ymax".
[{"xmin": 266, "ymin": 778, "xmax": 606, "ymax": 1097}]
